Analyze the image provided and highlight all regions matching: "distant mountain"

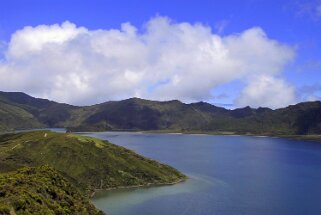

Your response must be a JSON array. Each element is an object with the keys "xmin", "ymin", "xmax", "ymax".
[
  {"xmin": 0, "ymin": 91, "xmax": 321, "ymax": 135},
  {"xmin": 0, "ymin": 91, "xmax": 75, "ymax": 130}
]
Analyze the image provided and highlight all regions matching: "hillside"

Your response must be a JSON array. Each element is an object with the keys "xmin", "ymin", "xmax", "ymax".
[
  {"xmin": 0, "ymin": 166, "xmax": 104, "ymax": 215},
  {"xmin": 0, "ymin": 131, "xmax": 186, "ymax": 195},
  {"xmin": 0, "ymin": 91, "xmax": 76, "ymax": 131},
  {"xmin": 0, "ymin": 91, "xmax": 320, "ymax": 135}
]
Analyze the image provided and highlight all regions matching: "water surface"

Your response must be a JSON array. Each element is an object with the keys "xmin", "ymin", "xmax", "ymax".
[{"xmin": 86, "ymin": 132, "xmax": 321, "ymax": 215}]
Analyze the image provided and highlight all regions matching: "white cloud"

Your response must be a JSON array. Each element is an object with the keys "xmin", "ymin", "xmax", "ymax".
[
  {"xmin": 0, "ymin": 17, "xmax": 295, "ymax": 107},
  {"xmin": 235, "ymin": 75, "xmax": 296, "ymax": 109}
]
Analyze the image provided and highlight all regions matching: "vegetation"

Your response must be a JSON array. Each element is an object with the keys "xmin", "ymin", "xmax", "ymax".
[
  {"xmin": 0, "ymin": 91, "xmax": 321, "ymax": 135},
  {"xmin": 0, "ymin": 131, "xmax": 186, "ymax": 195},
  {"xmin": 0, "ymin": 91, "xmax": 320, "ymax": 212},
  {"xmin": 0, "ymin": 91, "xmax": 74, "ymax": 131},
  {"xmin": 0, "ymin": 165, "xmax": 104, "ymax": 215}
]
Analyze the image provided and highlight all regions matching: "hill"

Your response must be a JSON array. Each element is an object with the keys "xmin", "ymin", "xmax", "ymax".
[
  {"xmin": 0, "ymin": 131, "xmax": 186, "ymax": 195},
  {"xmin": 0, "ymin": 91, "xmax": 320, "ymax": 135},
  {"xmin": 0, "ymin": 91, "xmax": 75, "ymax": 131},
  {"xmin": 0, "ymin": 166, "xmax": 104, "ymax": 215}
]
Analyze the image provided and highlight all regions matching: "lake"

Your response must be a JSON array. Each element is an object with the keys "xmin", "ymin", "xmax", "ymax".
[{"xmin": 84, "ymin": 132, "xmax": 321, "ymax": 215}]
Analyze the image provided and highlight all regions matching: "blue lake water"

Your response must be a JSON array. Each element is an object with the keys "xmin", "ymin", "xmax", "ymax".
[{"xmin": 85, "ymin": 132, "xmax": 321, "ymax": 215}]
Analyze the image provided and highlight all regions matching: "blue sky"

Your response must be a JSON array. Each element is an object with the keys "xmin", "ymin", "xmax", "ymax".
[{"xmin": 0, "ymin": 0, "xmax": 320, "ymax": 108}]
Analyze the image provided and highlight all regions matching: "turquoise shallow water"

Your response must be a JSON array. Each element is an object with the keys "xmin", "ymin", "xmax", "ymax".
[{"xmin": 85, "ymin": 132, "xmax": 321, "ymax": 215}]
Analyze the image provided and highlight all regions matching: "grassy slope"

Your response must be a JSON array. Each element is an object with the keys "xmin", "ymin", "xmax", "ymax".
[
  {"xmin": 0, "ymin": 91, "xmax": 76, "ymax": 130},
  {"xmin": 0, "ymin": 102, "xmax": 43, "ymax": 131},
  {"xmin": 0, "ymin": 166, "xmax": 104, "ymax": 215},
  {"xmin": 0, "ymin": 131, "xmax": 186, "ymax": 195}
]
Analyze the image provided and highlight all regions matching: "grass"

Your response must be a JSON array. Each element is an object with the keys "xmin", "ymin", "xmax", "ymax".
[{"xmin": 0, "ymin": 131, "xmax": 187, "ymax": 196}]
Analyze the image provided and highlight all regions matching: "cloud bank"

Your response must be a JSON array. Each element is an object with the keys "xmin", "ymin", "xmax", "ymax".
[
  {"xmin": 0, "ymin": 16, "xmax": 296, "ymax": 108},
  {"xmin": 236, "ymin": 75, "xmax": 296, "ymax": 108}
]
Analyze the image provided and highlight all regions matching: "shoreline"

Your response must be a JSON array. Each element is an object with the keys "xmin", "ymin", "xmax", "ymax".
[
  {"xmin": 74, "ymin": 129, "xmax": 321, "ymax": 143},
  {"xmin": 4, "ymin": 128, "xmax": 321, "ymax": 143},
  {"xmin": 90, "ymin": 177, "xmax": 188, "ymax": 198},
  {"xmin": 138, "ymin": 131, "xmax": 321, "ymax": 143}
]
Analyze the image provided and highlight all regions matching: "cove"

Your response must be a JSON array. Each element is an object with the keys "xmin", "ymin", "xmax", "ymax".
[{"xmin": 84, "ymin": 132, "xmax": 321, "ymax": 215}]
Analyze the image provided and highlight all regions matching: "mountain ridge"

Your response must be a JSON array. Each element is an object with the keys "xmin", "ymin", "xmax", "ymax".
[{"xmin": 0, "ymin": 91, "xmax": 321, "ymax": 135}]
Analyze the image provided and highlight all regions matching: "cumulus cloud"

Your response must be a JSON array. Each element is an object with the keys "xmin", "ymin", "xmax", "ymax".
[
  {"xmin": 235, "ymin": 75, "xmax": 296, "ymax": 109},
  {"xmin": 0, "ymin": 16, "xmax": 295, "ymax": 107}
]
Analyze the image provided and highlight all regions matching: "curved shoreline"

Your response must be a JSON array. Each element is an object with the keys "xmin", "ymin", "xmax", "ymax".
[
  {"xmin": 75, "ymin": 129, "xmax": 321, "ymax": 143},
  {"xmin": 90, "ymin": 177, "xmax": 188, "ymax": 198},
  {"xmin": 7, "ymin": 128, "xmax": 321, "ymax": 143}
]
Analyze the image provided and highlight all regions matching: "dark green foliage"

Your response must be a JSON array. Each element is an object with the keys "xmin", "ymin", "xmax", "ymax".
[
  {"xmin": 0, "ymin": 91, "xmax": 74, "ymax": 131},
  {"xmin": 0, "ymin": 165, "xmax": 104, "ymax": 215},
  {"xmin": 0, "ymin": 91, "xmax": 321, "ymax": 135},
  {"xmin": 0, "ymin": 131, "xmax": 186, "ymax": 195},
  {"xmin": 85, "ymin": 99, "xmax": 159, "ymax": 129}
]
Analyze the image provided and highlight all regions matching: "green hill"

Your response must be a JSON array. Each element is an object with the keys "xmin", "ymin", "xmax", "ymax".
[
  {"xmin": 0, "ymin": 91, "xmax": 321, "ymax": 135},
  {"xmin": 0, "ymin": 91, "xmax": 75, "ymax": 131},
  {"xmin": 0, "ymin": 166, "xmax": 104, "ymax": 215},
  {"xmin": 0, "ymin": 131, "xmax": 186, "ymax": 195}
]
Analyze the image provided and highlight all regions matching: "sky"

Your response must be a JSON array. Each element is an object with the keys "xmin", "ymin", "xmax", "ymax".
[{"xmin": 0, "ymin": 0, "xmax": 320, "ymax": 109}]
